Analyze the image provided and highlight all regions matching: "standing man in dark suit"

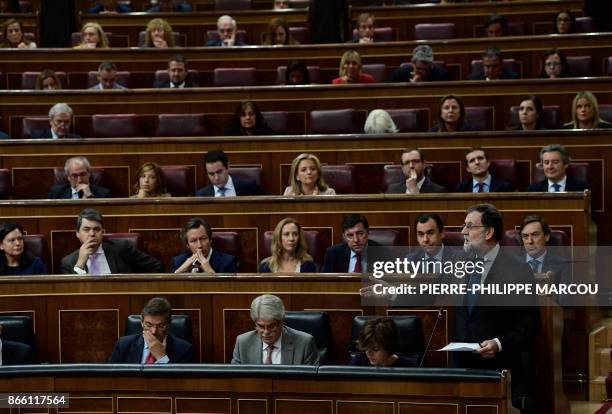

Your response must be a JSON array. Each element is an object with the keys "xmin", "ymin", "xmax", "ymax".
[
  {"xmin": 31, "ymin": 103, "xmax": 82, "ymax": 139},
  {"xmin": 321, "ymin": 214, "xmax": 378, "ymax": 273},
  {"xmin": 387, "ymin": 147, "xmax": 446, "ymax": 194},
  {"xmin": 108, "ymin": 297, "xmax": 194, "ymax": 364},
  {"xmin": 0, "ymin": 324, "xmax": 34, "ymax": 365},
  {"xmin": 527, "ymin": 144, "xmax": 588, "ymax": 192},
  {"xmin": 455, "ymin": 147, "xmax": 514, "ymax": 193},
  {"xmin": 61, "ymin": 208, "xmax": 164, "ymax": 274},
  {"xmin": 467, "ymin": 48, "xmax": 519, "ymax": 81},
  {"xmin": 205, "ymin": 15, "xmax": 246, "ymax": 46},
  {"xmin": 153, "ymin": 54, "xmax": 199, "ymax": 88},
  {"xmin": 171, "ymin": 217, "xmax": 238, "ymax": 273},
  {"xmin": 453, "ymin": 203, "xmax": 539, "ymax": 413},
  {"xmin": 48, "ymin": 156, "xmax": 111, "ymax": 199},
  {"xmin": 196, "ymin": 149, "xmax": 265, "ymax": 197}
]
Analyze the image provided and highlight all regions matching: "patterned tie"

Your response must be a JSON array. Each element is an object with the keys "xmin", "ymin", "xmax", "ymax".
[
  {"xmin": 218, "ymin": 187, "xmax": 227, "ymax": 197},
  {"xmin": 477, "ymin": 182, "xmax": 484, "ymax": 193},
  {"xmin": 89, "ymin": 253, "xmax": 100, "ymax": 275},
  {"xmin": 265, "ymin": 345, "xmax": 274, "ymax": 364},
  {"xmin": 145, "ymin": 351, "xmax": 155, "ymax": 364},
  {"xmin": 528, "ymin": 258, "xmax": 540, "ymax": 273},
  {"xmin": 552, "ymin": 183, "xmax": 561, "ymax": 192},
  {"xmin": 466, "ymin": 267, "xmax": 481, "ymax": 315},
  {"xmin": 353, "ymin": 253, "xmax": 362, "ymax": 273}
]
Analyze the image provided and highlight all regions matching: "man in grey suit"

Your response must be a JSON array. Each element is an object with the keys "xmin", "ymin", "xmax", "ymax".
[
  {"xmin": 231, "ymin": 294, "xmax": 319, "ymax": 365},
  {"xmin": 387, "ymin": 147, "xmax": 446, "ymax": 194}
]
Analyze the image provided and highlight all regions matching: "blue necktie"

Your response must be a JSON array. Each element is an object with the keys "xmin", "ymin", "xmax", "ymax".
[
  {"xmin": 466, "ymin": 268, "xmax": 481, "ymax": 315},
  {"xmin": 528, "ymin": 258, "xmax": 539, "ymax": 273},
  {"xmin": 552, "ymin": 183, "xmax": 561, "ymax": 192},
  {"xmin": 218, "ymin": 187, "xmax": 227, "ymax": 197}
]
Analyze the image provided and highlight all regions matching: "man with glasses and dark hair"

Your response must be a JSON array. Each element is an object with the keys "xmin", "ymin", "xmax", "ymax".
[
  {"xmin": 108, "ymin": 297, "xmax": 194, "ymax": 363},
  {"xmin": 170, "ymin": 217, "xmax": 238, "ymax": 273},
  {"xmin": 48, "ymin": 156, "xmax": 111, "ymax": 199},
  {"xmin": 31, "ymin": 103, "xmax": 81, "ymax": 139},
  {"xmin": 387, "ymin": 147, "xmax": 446, "ymax": 194},
  {"xmin": 231, "ymin": 294, "xmax": 319, "ymax": 364},
  {"xmin": 205, "ymin": 15, "xmax": 246, "ymax": 47},
  {"xmin": 61, "ymin": 208, "xmax": 164, "ymax": 274},
  {"xmin": 321, "ymin": 214, "xmax": 379, "ymax": 273}
]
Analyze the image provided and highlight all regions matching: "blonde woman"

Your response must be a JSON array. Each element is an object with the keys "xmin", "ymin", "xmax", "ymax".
[
  {"xmin": 143, "ymin": 18, "xmax": 175, "ymax": 48},
  {"xmin": 259, "ymin": 218, "xmax": 316, "ymax": 273},
  {"xmin": 332, "ymin": 50, "xmax": 374, "ymax": 84},
  {"xmin": 563, "ymin": 91, "xmax": 612, "ymax": 129},
  {"xmin": 131, "ymin": 162, "xmax": 171, "ymax": 198},
  {"xmin": 284, "ymin": 153, "xmax": 335, "ymax": 196},
  {"xmin": 74, "ymin": 22, "xmax": 109, "ymax": 48}
]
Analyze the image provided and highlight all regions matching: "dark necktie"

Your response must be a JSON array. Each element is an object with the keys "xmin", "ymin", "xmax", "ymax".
[
  {"xmin": 353, "ymin": 253, "xmax": 362, "ymax": 273},
  {"xmin": 218, "ymin": 187, "xmax": 227, "ymax": 197},
  {"xmin": 265, "ymin": 345, "xmax": 274, "ymax": 364},
  {"xmin": 528, "ymin": 258, "xmax": 539, "ymax": 273},
  {"xmin": 477, "ymin": 182, "xmax": 484, "ymax": 193},
  {"xmin": 552, "ymin": 183, "xmax": 561, "ymax": 192},
  {"xmin": 466, "ymin": 267, "xmax": 481, "ymax": 315}
]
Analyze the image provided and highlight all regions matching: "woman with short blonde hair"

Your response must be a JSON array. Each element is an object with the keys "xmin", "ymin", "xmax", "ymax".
[
  {"xmin": 332, "ymin": 50, "xmax": 374, "ymax": 84},
  {"xmin": 74, "ymin": 22, "xmax": 109, "ymax": 48},
  {"xmin": 284, "ymin": 153, "xmax": 335, "ymax": 196}
]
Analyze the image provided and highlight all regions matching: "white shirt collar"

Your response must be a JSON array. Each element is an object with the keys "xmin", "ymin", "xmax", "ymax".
[
  {"xmin": 214, "ymin": 175, "xmax": 235, "ymax": 195},
  {"xmin": 548, "ymin": 175, "xmax": 567, "ymax": 191}
]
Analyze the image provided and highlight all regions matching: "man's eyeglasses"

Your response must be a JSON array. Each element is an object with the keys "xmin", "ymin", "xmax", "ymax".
[
  {"xmin": 68, "ymin": 172, "xmax": 89, "ymax": 179},
  {"xmin": 545, "ymin": 62, "xmax": 561, "ymax": 67},
  {"xmin": 142, "ymin": 322, "xmax": 169, "ymax": 330},
  {"xmin": 462, "ymin": 223, "xmax": 487, "ymax": 231}
]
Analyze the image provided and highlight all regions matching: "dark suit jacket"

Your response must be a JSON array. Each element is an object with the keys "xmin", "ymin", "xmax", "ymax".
[
  {"xmin": 455, "ymin": 177, "xmax": 514, "ymax": 192},
  {"xmin": 526, "ymin": 175, "xmax": 588, "ymax": 192},
  {"xmin": 321, "ymin": 240, "xmax": 380, "ymax": 273},
  {"xmin": 387, "ymin": 178, "xmax": 446, "ymax": 194},
  {"xmin": 48, "ymin": 183, "xmax": 111, "ymax": 199},
  {"xmin": 1, "ymin": 339, "xmax": 34, "ymax": 365},
  {"xmin": 31, "ymin": 128, "xmax": 81, "ymax": 139},
  {"xmin": 170, "ymin": 250, "xmax": 238, "ymax": 273},
  {"xmin": 153, "ymin": 76, "xmax": 199, "ymax": 88},
  {"xmin": 391, "ymin": 64, "xmax": 452, "ymax": 82},
  {"xmin": 196, "ymin": 176, "xmax": 265, "ymax": 197},
  {"xmin": 108, "ymin": 333, "xmax": 194, "ymax": 363},
  {"xmin": 467, "ymin": 67, "xmax": 519, "ymax": 81},
  {"xmin": 205, "ymin": 39, "xmax": 247, "ymax": 46},
  {"xmin": 0, "ymin": 130, "xmax": 9, "ymax": 139},
  {"xmin": 61, "ymin": 240, "xmax": 164, "ymax": 274}
]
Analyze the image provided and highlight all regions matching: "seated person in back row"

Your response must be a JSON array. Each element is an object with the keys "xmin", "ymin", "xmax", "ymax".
[
  {"xmin": 108, "ymin": 297, "xmax": 194, "ymax": 363},
  {"xmin": 89, "ymin": 61, "xmax": 127, "ymax": 90},
  {"xmin": 48, "ymin": 156, "xmax": 111, "ymax": 199},
  {"xmin": 88, "ymin": 0, "xmax": 131, "ymax": 13},
  {"xmin": 205, "ymin": 15, "xmax": 246, "ymax": 46},
  {"xmin": 455, "ymin": 147, "xmax": 515, "ymax": 192},
  {"xmin": 259, "ymin": 218, "xmax": 316, "ymax": 273},
  {"xmin": 526, "ymin": 144, "xmax": 588, "ymax": 192},
  {"xmin": 387, "ymin": 147, "xmax": 446, "ymax": 194},
  {"xmin": 32, "ymin": 103, "xmax": 82, "ymax": 139},
  {"xmin": 153, "ymin": 54, "xmax": 199, "ymax": 88},
  {"xmin": 196, "ymin": 149, "xmax": 265, "ymax": 196},
  {"xmin": 171, "ymin": 217, "xmax": 238, "ymax": 273},
  {"xmin": 349, "ymin": 318, "xmax": 418, "ymax": 367},
  {"xmin": 146, "ymin": 0, "xmax": 192, "ymax": 12},
  {"xmin": 61, "ymin": 208, "xmax": 164, "ymax": 274},
  {"xmin": 391, "ymin": 45, "xmax": 451, "ymax": 83},
  {"xmin": 467, "ymin": 48, "xmax": 519, "ymax": 81}
]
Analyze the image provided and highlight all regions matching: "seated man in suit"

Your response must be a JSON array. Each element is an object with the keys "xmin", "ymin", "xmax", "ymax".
[
  {"xmin": 391, "ymin": 45, "xmax": 451, "ymax": 83},
  {"xmin": 108, "ymin": 297, "xmax": 194, "ymax": 363},
  {"xmin": 196, "ymin": 149, "xmax": 265, "ymax": 196},
  {"xmin": 484, "ymin": 14, "xmax": 507, "ymax": 37},
  {"xmin": 455, "ymin": 147, "xmax": 514, "ymax": 192},
  {"xmin": 205, "ymin": 15, "xmax": 246, "ymax": 47},
  {"xmin": 171, "ymin": 217, "xmax": 238, "ymax": 273},
  {"xmin": 321, "ymin": 214, "xmax": 378, "ymax": 273},
  {"xmin": 31, "ymin": 103, "xmax": 82, "ymax": 139},
  {"xmin": 48, "ymin": 156, "xmax": 111, "ymax": 199},
  {"xmin": 274, "ymin": 0, "xmax": 288, "ymax": 8},
  {"xmin": 387, "ymin": 147, "xmax": 446, "ymax": 194},
  {"xmin": 88, "ymin": 0, "xmax": 131, "ymax": 13},
  {"xmin": 89, "ymin": 61, "xmax": 127, "ymax": 90},
  {"xmin": 61, "ymin": 208, "xmax": 164, "ymax": 274},
  {"xmin": 146, "ymin": 0, "xmax": 192, "ymax": 12},
  {"xmin": 231, "ymin": 294, "xmax": 319, "ymax": 365},
  {"xmin": 408, "ymin": 213, "xmax": 463, "ymax": 263},
  {"xmin": 526, "ymin": 143, "xmax": 588, "ymax": 192},
  {"xmin": 0, "ymin": 324, "xmax": 34, "ymax": 365},
  {"xmin": 467, "ymin": 48, "xmax": 519, "ymax": 81},
  {"xmin": 351, "ymin": 13, "xmax": 375, "ymax": 44},
  {"xmin": 153, "ymin": 54, "xmax": 198, "ymax": 88}
]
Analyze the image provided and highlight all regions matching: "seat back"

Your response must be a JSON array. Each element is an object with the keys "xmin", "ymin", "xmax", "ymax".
[
  {"xmin": 534, "ymin": 162, "xmax": 589, "ymax": 184},
  {"xmin": 361, "ymin": 63, "xmax": 387, "ymax": 83},
  {"xmin": 212, "ymin": 231, "xmax": 242, "ymax": 270},
  {"xmin": 309, "ymin": 109, "xmax": 363, "ymax": 134},
  {"xmin": 503, "ymin": 229, "xmax": 569, "ymax": 247},
  {"xmin": 261, "ymin": 111, "xmax": 289, "ymax": 135},
  {"xmin": 414, "ymin": 23, "xmax": 456, "ymax": 40},
  {"xmin": 215, "ymin": 0, "xmax": 252, "ymax": 9},
  {"xmin": 322, "ymin": 164, "xmax": 356, "ymax": 194},
  {"xmin": 507, "ymin": 21, "xmax": 530, "ymax": 36},
  {"xmin": 349, "ymin": 316, "xmax": 425, "ymax": 364},
  {"xmin": 137, "ymin": 31, "xmax": 184, "ymax": 47},
  {"xmin": 87, "ymin": 71, "xmax": 132, "ymax": 89},
  {"xmin": 161, "ymin": 165, "xmax": 196, "ymax": 196},
  {"xmin": 229, "ymin": 167, "xmax": 263, "ymax": 187},
  {"xmin": 92, "ymin": 114, "xmax": 140, "ymax": 138},
  {"xmin": 288, "ymin": 26, "xmax": 309, "ymax": 44},
  {"xmin": 284, "ymin": 311, "xmax": 332, "ymax": 364},
  {"xmin": 352, "ymin": 27, "xmax": 396, "ymax": 42},
  {"xmin": 566, "ymin": 56, "xmax": 592, "ymax": 77},
  {"xmin": 23, "ymin": 234, "xmax": 50, "ymax": 271},
  {"xmin": 470, "ymin": 58, "xmax": 519, "ymax": 78},
  {"xmin": 213, "ymin": 67, "xmax": 258, "ymax": 86},
  {"xmin": 125, "ymin": 314, "xmax": 193, "ymax": 343},
  {"xmin": 156, "ymin": 114, "xmax": 207, "ymax": 137},
  {"xmin": 0, "ymin": 169, "xmax": 12, "ymax": 199},
  {"xmin": 443, "ymin": 231, "xmax": 464, "ymax": 247},
  {"xmin": 383, "ymin": 164, "xmax": 404, "ymax": 193},
  {"xmin": 509, "ymin": 105, "xmax": 561, "ymax": 129},
  {"xmin": 288, "ymin": 0, "xmax": 311, "ymax": 7},
  {"xmin": 53, "ymin": 166, "xmax": 105, "ymax": 187},
  {"xmin": 22, "ymin": 117, "xmax": 50, "ymax": 138},
  {"xmin": 0, "ymin": 315, "xmax": 35, "ymax": 348},
  {"xmin": 103, "ymin": 233, "xmax": 143, "ymax": 251},
  {"xmin": 606, "ymin": 58, "xmax": 612, "ymax": 76},
  {"xmin": 21, "ymin": 71, "xmax": 67, "ymax": 90},
  {"xmin": 386, "ymin": 109, "xmax": 426, "ymax": 132},
  {"xmin": 599, "ymin": 104, "xmax": 612, "ymax": 123},
  {"xmin": 71, "ymin": 31, "xmax": 113, "ymax": 47},
  {"xmin": 206, "ymin": 30, "xmax": 247, "ymax": 44},
  {"xmin": 489, "ymin": 159, "xmax": 519, "ymax": 190},
  {"xmin": 575, "ymin": 16, "xmax": 597, "ymax": 33},
  {"xmin": 276, "ymin": 65, "xmax": 321, "ymax": 85},
  {"xmin": 368, "ymin": 229, "xmax": 401, "ymax": 246},
  {"xmin": 465, "ymin": 106, "xmax": 493, "ymax": 131},
  {"xmin": 262, "ymin": 230, "xmax": 325, "ymax": 269}
]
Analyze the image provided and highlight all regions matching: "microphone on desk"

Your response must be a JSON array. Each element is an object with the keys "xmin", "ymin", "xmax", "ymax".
[{"xmin": 418, "ymin": 306, "xmax": 444, "ymax": 368}]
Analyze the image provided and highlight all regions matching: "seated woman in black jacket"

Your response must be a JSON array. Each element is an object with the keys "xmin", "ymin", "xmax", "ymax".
[
  {"xmin": 225, "ymin": 101, "xmax": 276, "ymax": 136},
  {"xmin": 349, "ymin": 318, "xmax": 417, "ymax": 367}
]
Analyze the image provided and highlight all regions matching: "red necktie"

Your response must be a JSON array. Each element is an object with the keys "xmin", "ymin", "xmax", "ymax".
[
  {"xmin": 477, "ymin": 182, "xmax": 484, "ymax": 193},
  {"xmin": 265, "ymin": 345, "xmax": 274, "ymax": 364},
  {"xmin": 145, "ymin": 352, "xmax": 155, "ymax": 364},
  {"xmin": 354, "ymin": 253, "xmax": 362, "ymax": 273}
]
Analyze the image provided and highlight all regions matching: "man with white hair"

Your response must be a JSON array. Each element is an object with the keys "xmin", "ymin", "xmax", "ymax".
[
  {"xmin": 31, "ymin": 103, "xmax": 81, "ymax": 139},
  {"xmin": 205, "ymin": 15, "xmax": 246, "ymax": 46},
  {"xmin": 231, "ymin": 294, "xmax": 319, "ymax": 365},
  {"xmin": 48, "ymin": 156, "xmax": 111, "ymax": 199}
]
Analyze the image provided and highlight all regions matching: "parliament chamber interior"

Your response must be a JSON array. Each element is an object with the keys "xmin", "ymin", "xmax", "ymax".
[{"xmin": 0, "ymin": 0, "xmax": 611, "ymax": 413}]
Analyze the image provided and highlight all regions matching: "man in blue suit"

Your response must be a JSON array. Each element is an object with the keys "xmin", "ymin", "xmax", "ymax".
[
  {"xmin": 455, "ymin": 147, "xmax": 514, "ymax": 193},
  {"xmin": 170, "ymin": 217, "xmax": 238, "ymax": 273},
  {"xmin": 108, "ymin": 297, "xmax": 194, "ymax": 364},
  {"xmin": 526, "ymin": 144, "xmax": 588, "ymax": 192},
  {"xmin": 196, "ymin": 149, "xmax": 264, "ymax": 197}
]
